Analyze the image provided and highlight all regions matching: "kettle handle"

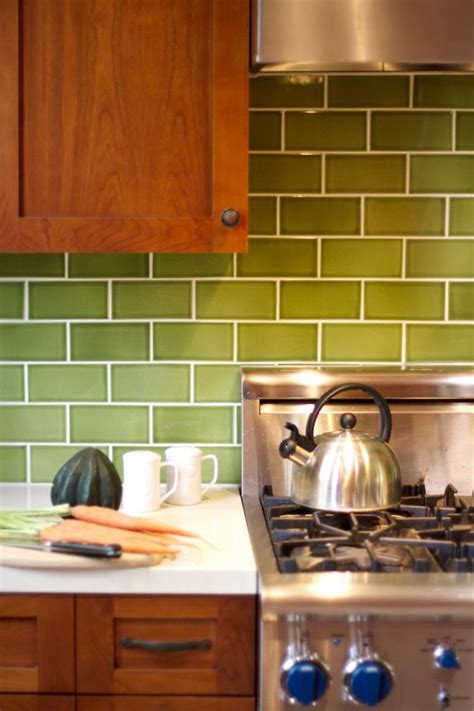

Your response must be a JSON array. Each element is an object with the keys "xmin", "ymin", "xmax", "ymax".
[{"xmin": 305, "ymin": 382, "xmax": 392, "ymax": 442}]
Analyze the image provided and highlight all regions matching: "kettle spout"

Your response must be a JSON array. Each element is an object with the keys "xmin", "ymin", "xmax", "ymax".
[{"xmin": 279, "ymin": 422, "xmax": 316, "ymax": 467}]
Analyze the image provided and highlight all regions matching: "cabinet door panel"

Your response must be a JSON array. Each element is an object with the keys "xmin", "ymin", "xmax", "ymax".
[
  {"xmin": 77, "ymin": 696, "xmax": 255, "ymax": 711},
  {"xmin": 76, "ymin": 594, "xmax": 256, "ymax": 695},
  {"xmin": 0, "ymin": 596, "xmax": 74, "ymax": 693},
  {"xmin": 0, "ymin": 0, "xmax": 248, "ymax": 252},
  {"xmin": 0, "ymin": 695, "xmax": 75, "ymax": 711}
]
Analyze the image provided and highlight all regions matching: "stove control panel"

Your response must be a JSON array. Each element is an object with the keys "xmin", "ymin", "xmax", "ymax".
[{"xmin": 281, "ymin": 652, "xmax": 330, "ymax": 706}]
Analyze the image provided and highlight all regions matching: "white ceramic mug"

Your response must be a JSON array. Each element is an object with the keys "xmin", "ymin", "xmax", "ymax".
[
  {"xmin": 121, "ymin": 450, "xmax": 178, "ymax": 514},
  {"xmin": 164, "ymin": 447, "xmax": 218, "ymax": 505}
]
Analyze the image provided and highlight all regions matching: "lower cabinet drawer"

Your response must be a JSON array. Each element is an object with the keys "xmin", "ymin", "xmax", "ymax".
[
  {"xmin": 77, "ymin": 696, "xmax": 255, "ymax": 710},
  {"xmin": 0, "ymin": 695, "xmax": 75, "ymax": 711},
  {"xmin": 76, "ymin": 595, "xmax": 256, "ymax": 696}
]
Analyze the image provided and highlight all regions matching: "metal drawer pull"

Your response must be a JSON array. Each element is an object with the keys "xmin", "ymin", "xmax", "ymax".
[{"xmin": 121, "ymin": 636, "xmax": 212, "ymax": 652}]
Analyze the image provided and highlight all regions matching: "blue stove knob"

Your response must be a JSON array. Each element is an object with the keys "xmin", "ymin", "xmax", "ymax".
[
  {"xmin": 346, "ymin": 660, "xmax": 393, "ymax": 707},
  {"xmin": 434, "ymin": 646, "xmax": 461, "ymax": 670},
  {"xmin": 285, "ymin": 659, "xmax": 329, "ymax": 706}
]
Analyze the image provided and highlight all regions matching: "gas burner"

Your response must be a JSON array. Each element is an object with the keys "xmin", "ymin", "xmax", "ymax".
[{"xmin": 261, "ymin": 486, "xmax": 474, "ymax": 574}]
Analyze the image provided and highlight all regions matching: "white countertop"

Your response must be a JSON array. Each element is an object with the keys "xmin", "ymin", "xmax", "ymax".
[{"xmin": 0, "ymin": 485, "xmax": 257, "ymax": 595}]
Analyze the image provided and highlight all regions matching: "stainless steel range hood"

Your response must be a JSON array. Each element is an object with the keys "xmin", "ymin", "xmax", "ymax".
[{"xmin": 252, "ymin": 0, "xmax": 474, "ymax": 73}]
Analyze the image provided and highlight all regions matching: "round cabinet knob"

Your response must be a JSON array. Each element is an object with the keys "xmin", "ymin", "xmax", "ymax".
[
  {"xmin": 434, "ymin": 646, "xmax": 461, "ymax": 670},
  {"xmin": 283, "ymin": 659, "xmax": 329, "ymax": 706},
  {"xmin": 220, "ymin": 208, "xmax": 240, "ymax": 228},
  {"xmin": 346, "ymin": 660, "xmax": 393, "ymax": 707}
]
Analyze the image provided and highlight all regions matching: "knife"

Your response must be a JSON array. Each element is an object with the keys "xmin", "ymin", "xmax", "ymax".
[{"xmin": 0, "ymin": 540, "xmax": 122, "ymax": 558}]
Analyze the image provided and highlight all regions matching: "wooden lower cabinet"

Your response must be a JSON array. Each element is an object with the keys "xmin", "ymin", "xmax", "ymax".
[
  {"xmin": 76, "ymin": 696, "xmax": 255, "ymax": 710},
  {"xmin": 0, "ymin": 696, "xmax": 74, "ymax": 711}
]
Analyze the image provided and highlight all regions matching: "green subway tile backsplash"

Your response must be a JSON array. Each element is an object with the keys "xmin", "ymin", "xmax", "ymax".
[
  {"xmin": 113, "ymin": 282, "xmax": 191, "ymax": 319},
  {"xmin": 411, "ymin": 156, "xmax": 474, "ymax": 194},
  {"xmin": 407, "ymin": 325, "xmax": 474, "ymax": 362},
  {"xmin": 0, "ymin": 73, "xmax": 472, "ymax": 484},
  {"xmin": 250, "ymin": 154, "xmax": 321, "ymax": 193},
  {"xmin": 196, "ymin": 281, "xmax": 275, "ymax": 320},
  {"xmin": 365, "ymin": 283, "xmax": 445, "ymax": 320},
  {"xmin": 29, "ymin": 282, "xmax": 107, "ymax": 319},
  {"xmin": 365, "ymin": 198, "xmax": 445, "ymax": 236},
  {"xmin": 0, "ymin": 447, "xmax": 26, "ymax": 482},
  {"xmin": 450, "ymin": 199, "xmax": 474, "ymax": 236},
  {"xmin": 322, "ymin": 240, "xmax": 402, "ymax": 277},
  {"xmin": 371, "ymin": 112, "xmax": 451, "ymax": 151},
  {"xmin": 280, "ymin": 281, "xmax": 360, "ymax": 320},
  {"xmin": 0, "ymin": 283, "xmax": 23, "ymax": 318},
  {"xmin": 286, "ymin": 112, "xmax": 366, "ymax": 151},
  {"xmin": 280, "ymin": 198, "xmax": 360, "ymax": 235},
  {"xmin": 326, "ymin": 156, "xmax": 406, "ymax": 194},
  {"xmin": 29, "ymin": 365, "xmax": 107, "ymax": 402},
  {"xmin": 0, "ymin": 366, "xmax": 24, "ymax": 401},
  {"xmin": 111, "ymin": 365, "xmax": 189, "ymax": 402}
]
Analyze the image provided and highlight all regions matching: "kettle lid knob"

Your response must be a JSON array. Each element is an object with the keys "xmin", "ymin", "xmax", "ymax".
[{"xmin": 340, "ymin": 413, "xmax": 357, "ymax": 430}]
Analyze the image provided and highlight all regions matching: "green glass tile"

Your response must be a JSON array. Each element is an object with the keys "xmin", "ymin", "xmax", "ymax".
[
  {"xmin": 249, "ymin": 197, "xmax": 277, "ymax": 235},
  {"xmin": 286, "ymin": 112, "xmax": 366, "ymax": 151},
  {"xmin": 250, "ymin": 111, "xmax": 281, "ymax": 149},
  {"xmin": 0, "ymin": 406, "xmax": 65, "ymax": 442},
  {"xmin": 29, "ymin": 365, "xmax": 107, "ymax": 402},
  {"xmin": 372, "ymin": 112, "xmax": 451, "ymax": 151},
  {"xmin": 449, "ymin": 283, "xmax": 474, "ymax": 320},
  {"xmin": 406, "ymin": 240, "xmax": 474, "ymax": 278},
  {"xmin": 0, "ymin": 324, "xmax": 66, "ymax": 361},
  {"xmin": 281, "ymin": 197, "xmax": 360, "ymax": 235},
  {"xmin": 328, "ymin": 76, "xmax": 409, "ymax": 108},
  {"xmin": 71, "ymin": 406, "xmax": 149, "ymax": 443},
  {"xmin": 365, "ymin": 283, "xmax": 444, "ymax": 320},
  {"xmin": 238, "ymin": 324, "xmax": 317, "ymax": 361},
  {"xmin": 322, "ymin": 324, "xmax": 401, "ymax": 362},
  {"xmin": 113, "ymin": 282, "xmax": 191, "ymax": 319},
  {"xmin": 68, "ymin": 254, "xmax": 148, "ymax": 277},
  {"xmin": 0, "ymin": 283, "xmax": 23, "ymax": 318},
  {"xmin": 0, "ymin": 254, "xmax": 64, "ymax": 277},
  {"xmin": 326, "ymin": 156, "xmax": 406, "ymax": 193},
  {"xmin": 365, "ymin": 198, "xmax": 445, "ymax": 236},
  {"xmin": 153, "ymin": 254, "xmax": 232, "ymax": 278},
  {"xmin": 406, "ymin": 325, "xmax": 474, "ymax": 362},
  {"xmin": 71, "ymin": 323, "xmax": 149, "ymax": 361},
  {"xmin": 196, "ymin": 282, "xmax": 276, "ymax": 320},
  {"xmin": 31, "ymin": 445, "xmax": 91, "ymax": 482},
  {"xmin": 250, "ymin": 75, "xmax": 324, "ymax": 108},
  {"xmin": 411, "ymin": 156, "xmax": 474, "ymax": 193},
  {"xmin": 237, "ymin": 238, "xmax": 317, "ymax": 277},
  {"xmin": 456, "ymin": 113, "xmax": 474, "ymax": 150},
  {"xmin": 153, "ymin": 406, "xmax": 233, "ymax": 443},
  {"xmin": 450, "ymin": 199, "xmax": 474, "ymax": 236},
  {"xmin": 280, "ymin": 281, "xmax": 360, "ymax": 319},
  {"xmin": 322, "ymin": 239, "xmax": 402, "ymax": 277},
  {"xmin": 154, "ymin": 323, "xmax": 233, "ymax": 361},
  {"xmin": 29, "ymin": 282, "xmax": 107, "ymax": 319},
  {"xmin": 194, "ymin": 365, "xmax": 241, "ymax": 402},
  {"xmin": 111, "ymin": 365, "xmax": 190, "ymax": 402},
  {"xmin": 0, "ymin": 447, "xmax": 26, "ymax": 482},
  {"xmin": 414, "ymin": 76, "xmax": 474, "ymax": 108},
  {"xmin": 112, "ymin": 445, "xmax": 241, "ymax": 483},
  {"xmin": 250, "ymin": 155, "xmax": 321, "ymax": 193},
  {"xmin": 0, "ymin": 366, "xmax": 24, "ymax": 401}
]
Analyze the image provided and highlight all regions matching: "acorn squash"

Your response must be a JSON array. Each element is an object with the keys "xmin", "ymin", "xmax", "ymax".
[{"xmin": 51, "ymin": 447, "xmax": 122, "ymax": 509}]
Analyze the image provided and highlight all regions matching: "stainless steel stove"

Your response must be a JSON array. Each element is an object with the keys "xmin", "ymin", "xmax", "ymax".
[{"xmin": 241, "ymin": 368, "xmax": 474, "ymax": 711}]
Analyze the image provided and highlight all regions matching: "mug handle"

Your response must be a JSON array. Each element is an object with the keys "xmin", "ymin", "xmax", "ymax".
[
  {"xmin": 201, "ymin": 455, "xmax": 218, "ymax": 497},
  {"xmin": 160, "ymin": 461, "xmax": 179, "ymax": 503}
]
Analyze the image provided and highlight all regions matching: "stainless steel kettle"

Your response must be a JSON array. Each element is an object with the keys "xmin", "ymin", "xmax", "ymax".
[{"xmin": 279, "ymin": 383, "xmax": 402, "ymax": 512}]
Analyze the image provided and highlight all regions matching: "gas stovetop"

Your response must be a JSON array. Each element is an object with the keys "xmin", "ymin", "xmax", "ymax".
[{"xmin": 262, "ymin": 485, "xmax": 474, "ymax": 575}]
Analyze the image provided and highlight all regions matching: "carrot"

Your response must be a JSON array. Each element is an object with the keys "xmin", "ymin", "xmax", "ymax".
[
  {"xmin": 70, "ymin": 505, "xmax": 200, "ymax": 540},
  {"xmin": 40, "ymin": 519, "xmax": 180, "ymax": 556}
]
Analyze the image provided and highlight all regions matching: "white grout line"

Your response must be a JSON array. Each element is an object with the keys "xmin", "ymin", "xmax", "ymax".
[
  {"xmin": 316, "ymin": 238, "xmax": 322, "ymax": 279},
  {"xmin": 23, "ymin": 364, "xmax": 29, "ymax": 403},
  {"xmin": 23, "ymin": 282, "xmax": 29, "ymax": 320},
  {"xmin": 107, "ymin": 280, "xmax": 113, "ymax": 320},
  {"xmin": 316, "ymin": 322, "xmax": 322, "ymax": 363},
  {"xmin": 148, "ymin": 253, "xmax": 153, "ymax": 279},
  {"xmin": 65, "ymin": 404, "xmax": 71, "ymax": 444},
  {"xmin": 445, "ymin": 197, "xmax": 451, "ymax": 238},
  {"xmin": 106, "ymin": 363, "xmax": 112, "ymax": 402},
  {"xmin": 367, "ymin": 111, "xmax": 371, "ymax": 150},
  {"xmin": 190, "ymin": 363, "xmax": 195, "ymax": 404},
  {"xmin": 405, "ymin": 154, "xmax": 410, "ymax": 194},
  {"xmin": 276, "ymin": 195, "xmax": 281, "ymax": 236},
  {"xmin": 148, "ymin": 405, "xmax": 153, "ymax": 444},
  {"xmin": 360, "ymin": 196, "xmax": 365, "ymax": 236},
  {"xmin": 191, "ymin": 280, "xmax": 196, "ymax": 319},
  {"xmin": 409, "ymin": 75, "xmax": 414, "ymax": 109},
  {"xmin": 445, "ymin": 283, "xmax": 450, "ymax": 321},
  {"xmin": 401, "ymin": 239, "xmax": 407, "ymax": 279},
  {"xmin": 64, "ymin": 254, "xmax": 69, "ymax": 279},
  {"xmin": 281, "ymin": 110, "xmax": 285, "ymax": 150},
  {"xmin": 26, "ymin": 444, "xmax": 31, "ymax": 484},
  {"xmin": 233, "ymin": 322, "xmax": 238, "ymax": 362},
  {"xmin": 149, "ymin": 322, "xmax": 154, "ymax": 362},
  {"xmin": 275, "ymin": 279, "xmax": 281, "ymax": 320},
  {"xmin": 321, "ymin": 154, "xmax": 326, "ymax": 194},
  {"xmin": 401, "ymin": 323, "xmax": 407, "ymax": 365},
  {"xmin": 360, "ymin": 281, "xmax": 365, "ymax": 320},
  {"xmin": 452, "ymin": 111, "xmax": 457, "ymax": 152},
  {"xmin": 66, "ymin": 322, "xmax": 71, "ymax": 362}
]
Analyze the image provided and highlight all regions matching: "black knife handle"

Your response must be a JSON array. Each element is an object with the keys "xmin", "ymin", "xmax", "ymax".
[{"xmin": 47, "ymin": 541, "xmax": 122, "ymax": 558}]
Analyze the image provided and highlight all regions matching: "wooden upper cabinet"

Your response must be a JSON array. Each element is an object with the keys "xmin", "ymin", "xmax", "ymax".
[{"xmin": 0, "ymin": 0, "xmax": 248, "ymax": 252}]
